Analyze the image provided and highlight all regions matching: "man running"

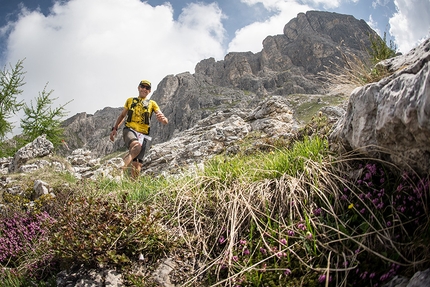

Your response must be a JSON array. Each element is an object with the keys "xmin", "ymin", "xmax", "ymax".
[{"xmin": 110, "ymin": 80, "xmax": 168, "ymax": 179}]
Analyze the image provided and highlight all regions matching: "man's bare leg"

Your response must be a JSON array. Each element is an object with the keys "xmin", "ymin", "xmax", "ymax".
[
  {"xmin": 122, "ymin": 141, "xmax": 141, "ymax": 174},
  {"xmin": 131, "ymin": 161, "xmax": 142, "ymax": 180}
]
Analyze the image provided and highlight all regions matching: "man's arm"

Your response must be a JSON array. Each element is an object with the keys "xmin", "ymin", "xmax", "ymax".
[{"xmin": 110, "ymin": 108, "xmax": 128, "ymax": 141}]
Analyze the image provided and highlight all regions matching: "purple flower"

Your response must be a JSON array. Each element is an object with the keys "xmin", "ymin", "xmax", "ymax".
[
  {"xmin": 239, "ymin": 239, "xmax": 247, "ymax": 245},
  {"xmin": 219, "ymin": 236, "xmax": 226, "ymax": 244},
  {"xmin": 276, "ymin": 251, "xmax": 287, "ymax": 258},
  {"xmin": 380, "ymin": 273, "xmax": 389, "ymax": 281},
  {"xmin": 261, "ymin": 263, "xmax": 267, "ymax": 271},
  {"xmin": 284, "ymin": 268, "xmax": 292, "ymax": 276},
  {"xmin": 243, "ymin": 249, "xmax": 250, "ymax": 255},
  {"xmin": 280, "ymin": 238, "xmax": 287, "ymax": 245},
  {"xmin": 297, "ymin": 223, "xmax": 306, "ymax": 231},
  {"xmin": 318, "ymin": 274, "xmax": 327, "ymax": 283},
  {"xmin": 260, "ymin": 247, "xmax": 267, "ymax": 254},
  {"xmin": 287, "ymin": 230, "xmax": 295, "ymax": 236},
  {"xmin": 364, "ymin": 172, "xmax": 372, "ymax": 180}
]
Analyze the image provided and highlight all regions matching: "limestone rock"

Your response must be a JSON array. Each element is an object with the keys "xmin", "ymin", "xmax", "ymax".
[
  {"xmin": 382, "ymin": 268, "xmax": 430, "ymax": 287},
  {"xmin": 56, "ymin": 268, "xmax": 124, "ymax": 287},
  {"xmin": 8, "ymin": 135, "xmax": 54, "ymax": 173},
  {"xmin": 330, "ymin": 38, "xmax": 430, "ymax": 174},
  {"xmin": 33, "ymin": 180, "xmax": 52, "ymax": 199}
]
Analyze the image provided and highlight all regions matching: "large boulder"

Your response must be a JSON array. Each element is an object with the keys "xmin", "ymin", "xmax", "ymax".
[
  {"xmin": 330, "ymin": 38, "xmax": 430, "ymax": 174},
  {"xmin": 8, "ymin": 135, "xmax": 54, "ymax": 173}
]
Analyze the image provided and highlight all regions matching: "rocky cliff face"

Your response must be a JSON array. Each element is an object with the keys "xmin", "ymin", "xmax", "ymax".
[{"xmin": 59, "ymin": 11, "xmax": 378, "ymax": 157}]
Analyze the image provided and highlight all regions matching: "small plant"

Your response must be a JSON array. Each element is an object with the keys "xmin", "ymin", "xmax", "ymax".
[
  {"xmin": 368, "ymin": 32, "xmax": 397, "ymax": 65},
  {"xmin": 320, "ymin": 33, "xmax": 398, "ymax": 95},
  {"xmin": 332, "ymin": 161, "xmax": 429, "ymax": 284},
  {"xmin": 0, "ymin": 211, "xmax": 55, "ymax": 281},
  {"xmin": 50, "ymin": 191, "xmax": 172, "ymax": 270}
]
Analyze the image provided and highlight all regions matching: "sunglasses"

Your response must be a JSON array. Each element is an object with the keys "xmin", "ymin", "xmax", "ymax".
[{"xmin": 140, "ymin": 84, "xmax": 151, "ymax": 90}]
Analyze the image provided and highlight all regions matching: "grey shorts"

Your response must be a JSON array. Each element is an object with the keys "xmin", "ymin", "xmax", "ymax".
[{"xmin": 123, "ymin": 127, "xmax": 147, "ymax": 163}]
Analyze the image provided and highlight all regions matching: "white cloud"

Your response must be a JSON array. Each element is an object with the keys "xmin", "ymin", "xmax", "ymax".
[
  {"xmin": 389, "ymin": 0, "xmax": 430, "ymax": 53},
  {"xmin": 178, "ymin": 2, "xmax": 226, "ymax": 43},
  {"xmin": 2, "ymin": 0, "xmax": 226, "ymax": 127},
  {"xmin": 241, "ymin": 0, "xmax": 338, "ymax": 10},
  {"xmin": 229, "ymin": 0, "xmax": 311, "ymax": 53},
  {"xmin": 372, "ymin": 0, "xmax": 391, "ymax": 8},
  {"xmin": 367, "ymin": 14, "xmax": 381, "ymax": 35}
]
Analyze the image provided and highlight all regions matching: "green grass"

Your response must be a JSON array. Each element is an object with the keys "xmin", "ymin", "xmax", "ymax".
[{"xmin": 1, "ymin": 117, "xmax": 429, "ymax": 287}]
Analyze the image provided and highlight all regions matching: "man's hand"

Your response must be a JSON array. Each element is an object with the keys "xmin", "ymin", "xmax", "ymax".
[
  {"xmin": 156, "ymin": 112, "xmax": 168, "ymax": 125},
  {"xmin": 110, "ymin": 129, "xmax": 117, "ymax": 141}
]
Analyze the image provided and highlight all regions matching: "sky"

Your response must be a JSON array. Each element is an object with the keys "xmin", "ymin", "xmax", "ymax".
[{"xmin": 0, "ymin": 0, "xmax": 429, "ymax": 136}]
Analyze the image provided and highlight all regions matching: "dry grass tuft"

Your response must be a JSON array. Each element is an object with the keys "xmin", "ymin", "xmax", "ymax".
[
  {"xmin": 319, "ymin": 49, "xmax": 392, "ymax": 96},
  {"xmin": 155, "ymin": 151, "xmax": 430, "ymax": 286}
]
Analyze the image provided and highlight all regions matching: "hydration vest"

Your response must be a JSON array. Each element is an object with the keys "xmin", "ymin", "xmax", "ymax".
[{"xmin": 126, "ymin": 98, "xmax": 152, "ymax": 132}]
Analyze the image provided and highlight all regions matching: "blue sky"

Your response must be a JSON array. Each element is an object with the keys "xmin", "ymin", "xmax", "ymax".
[{"xmin": 0, "ymin": 0, "xmax": 429, "ymax": 136}]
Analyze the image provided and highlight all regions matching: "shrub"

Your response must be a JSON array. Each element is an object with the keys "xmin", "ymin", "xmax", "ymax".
[
  {"xmin": 0, "ymin": 211, "xmax": 55, "ymax": 280},
  {"xmin": 50, "ymin": 191, "xmax": 172, "ymax": 270}
]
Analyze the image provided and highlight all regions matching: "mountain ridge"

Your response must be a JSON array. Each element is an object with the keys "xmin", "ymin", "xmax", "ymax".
[{"xmin": 59, "ymin": 10, "xmax": 378, "ymax": 157}]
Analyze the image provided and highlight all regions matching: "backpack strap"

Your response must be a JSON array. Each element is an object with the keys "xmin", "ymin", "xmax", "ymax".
[{"xmin": 126, "ymin": 98, "xmax": 139, "ymax": 123}]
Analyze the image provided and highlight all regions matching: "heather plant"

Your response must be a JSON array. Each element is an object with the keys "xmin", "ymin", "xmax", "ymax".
[
  {"xmin": 0, "ymin": 211, "xmax": 55, "ymax": 281},
  {"xmin": 331, "ymin": 160, "xmax": 430, "ymax": 285}
]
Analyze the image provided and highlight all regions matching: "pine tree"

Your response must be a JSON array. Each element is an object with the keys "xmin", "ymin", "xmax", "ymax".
[
  {"xmin": 20, "ymin": 83, "xmax": 71, "ymax": 147},
  {"xmin": 0, "ymin": 59, "xmax": 25, "ymax": 139}
]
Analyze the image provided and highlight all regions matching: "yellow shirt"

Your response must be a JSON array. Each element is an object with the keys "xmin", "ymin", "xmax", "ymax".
[{"xmin": 124, "ymin": 97, "xmax": 160, "ymax": 134}]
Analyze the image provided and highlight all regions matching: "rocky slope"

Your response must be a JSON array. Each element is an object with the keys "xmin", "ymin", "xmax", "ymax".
[
  {"xmin": 0, "ymin": 38, "xmax": 429, "ymax": 286},
  {"xmin": 1, "ymin": 10, "xmax": 429, "ymax": 287},
  {"xmin": 58, "ymin": 10, "xmax": 378, "ymax": 157}
]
